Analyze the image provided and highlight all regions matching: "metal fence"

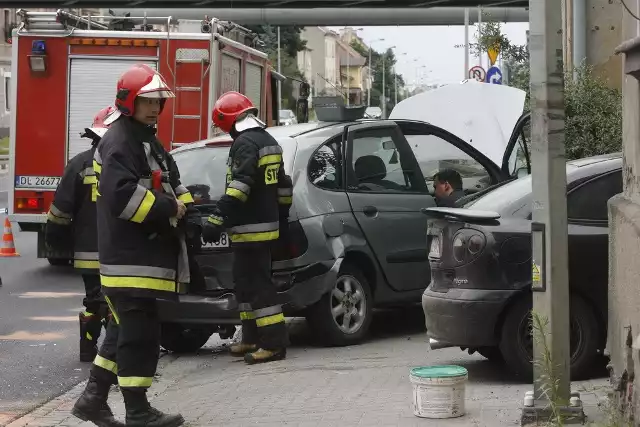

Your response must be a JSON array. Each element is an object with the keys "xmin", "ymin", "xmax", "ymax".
[{"xmin": 0, "ymin": 154, "xmax": 8, "ymax": 171}]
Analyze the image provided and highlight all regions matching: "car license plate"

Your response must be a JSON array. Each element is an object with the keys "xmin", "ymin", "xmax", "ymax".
[
  {"xmin": 429, "ymin": 235, "xmax": 441, "ymax": 258},
  {"xmin": 201, "ymin": 232, "xmax": 230, "ymax": 249},
  {"xmin": 15, "ymin": 175, "xmax": 61, "ymax": 190}
]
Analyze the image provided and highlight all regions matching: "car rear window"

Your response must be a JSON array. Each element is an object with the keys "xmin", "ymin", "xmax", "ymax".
[
  {"xmin": 465, "ymin": 175, "xmax": 533, "ymax": 217},
  {"xmin": 173, "ymin": 140, "xmax": 296, "ymax": 204}
]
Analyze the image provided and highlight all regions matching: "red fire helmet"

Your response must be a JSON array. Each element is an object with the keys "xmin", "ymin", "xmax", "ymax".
[
  {"xmin": 113, "ymin": 64, "xmax": 175, "ymax": 118},
  {"xmin": 212, "ymin": 91, "xmax": 258, "ymax": 134},
  {"xmin": 89, "ymin": 106, "xmax": 117, "ymax": 138}
]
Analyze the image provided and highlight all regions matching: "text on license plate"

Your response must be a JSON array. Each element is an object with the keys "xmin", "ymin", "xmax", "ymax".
[
  {"xmin": 15, "ymin": 175, "xmax": 61, "ymax": 190},
  {"xmin": 429, "ymin": 236, "xmax": 441, "ymax": 258},
  {"xmin": 202, "ymin": 232, "xmax": 230, "ymax": 249}
]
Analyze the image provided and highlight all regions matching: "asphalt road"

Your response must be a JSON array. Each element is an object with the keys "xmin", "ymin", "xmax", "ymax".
[{"xmin": 0, "ymin": 194, "xmax": 90, "ymax": 425}]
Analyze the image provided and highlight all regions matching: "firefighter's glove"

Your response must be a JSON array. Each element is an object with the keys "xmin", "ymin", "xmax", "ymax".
[
  {"xmin": 202, "ymin": 215, "xmax": 225, "ymax": 244},
  {"xmin": 44, "ymin": 222, "xmax": 73, "ymax": 252}
]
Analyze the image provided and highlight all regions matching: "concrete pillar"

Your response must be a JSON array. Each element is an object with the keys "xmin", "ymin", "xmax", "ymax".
[{"xmin": 586, "ymin": 0, "xmax": 623, "ymax": 88}]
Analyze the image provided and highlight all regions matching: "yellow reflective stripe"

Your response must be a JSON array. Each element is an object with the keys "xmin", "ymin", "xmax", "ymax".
[
  {"xmin": 231, "ymin": 230, "xmax": 279, "ymax": 243},
  {"xmin": 86, "ymin": 332, "xmax": 93, "ymax": 340},
  {"xmin": 74, "ymin": 260, "xmax": 100, "ymax": 269},
  {"xmin": 83, "ymin": 175, "xmax": 97, "ymax": 185},
  {"xmin": 177, "ymin": 192, "xmax": 194, "ymax": 204},
  {"xmin": 92, "ymin": 160, "xmax": 102, "ymax": 174},
  {"xmin": 47, "ymin": 211, "xmax": 72, "ymax": 225},
  {"xmin": 208, "ymin": 216, "xmax": 223, "ymax": 225},
  {"xmin": 104, "ymin": 296, "xmax": 120, "ymax": 325},
  {"xmin": 240, "ymin": 311, "xmax": 255, "ymax": 320},
  {"xmin": 82, "ymin": 311, "xmax": 94, "ymax": 316},
  {"xmin": 225, "ymin": 187, "xmax": 248, "ymax": 202},
  {"xmin": 91, "ymin": 184, "xmax": 98, "ymax": 202},
  {"xmin": 258, "ymin": 154, "xmax": 282, "ymax": 167},
  {"xmin": 130, "ymin": 191, "xmax": 156, "ymax": 223},
  {"xmin": 278, "ymin": 196, "xmax": 292, "ymax": 204},
  {"xmin": 101, "ymin": 275, "xmax": 176, "ymax": 293},
  {"xmin": 256, "ymin": 313, "xmax": 285, "ymax": 328},
  {"xmin": 118, "ymin": 376, "xmax": 153, "ymax": 388},
  {"xmin": 94, "ymin": 355, "xmax": 118, "ymax": 375}
]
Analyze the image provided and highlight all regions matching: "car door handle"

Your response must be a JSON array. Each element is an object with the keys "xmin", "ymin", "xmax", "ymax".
[{"xmin": 363, "ymin": 205, "xmax": 378, "ymax": 217}]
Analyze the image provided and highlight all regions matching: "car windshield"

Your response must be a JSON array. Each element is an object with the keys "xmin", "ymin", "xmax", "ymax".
[
  {"xmin": 280, "ymin": 110, "xmax": 294, "ymax": 119},
  {"xmin": 173, "ymin": 140, "xmax": 296, "ymax": 204}
]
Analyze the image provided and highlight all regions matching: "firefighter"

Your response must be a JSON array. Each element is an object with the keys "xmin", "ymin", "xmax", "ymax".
[
  {"xmin": 45, "ymin": 105, "xmax": 117, "ymax": 363},
  {"xmin": 202, "ymin": 91, "xmax": 293, "ymax": 365},
  {"xmin": 72, "ymin": 64, "xmax": 192, "ymax": 427}
]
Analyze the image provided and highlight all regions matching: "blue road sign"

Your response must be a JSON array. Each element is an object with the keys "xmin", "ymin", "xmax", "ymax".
[{"xmin": 486, "ymin": 66, "xmax": 503, "ymax": 85}]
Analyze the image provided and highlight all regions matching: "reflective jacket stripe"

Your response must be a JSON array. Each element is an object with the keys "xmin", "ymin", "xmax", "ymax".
[
  {"xmin": 92, "ymin": 159, "xmax": 102, "ymax": 174},
  {"xmin": 119, "ymin": 185, "xmax": 156, "ymax": 223},
  {"xmin": 229, "ymin": 221, "xmax": 279, "ymax": 243},
  {"xmin": 177, "ymin": 192, "xmax": 195, "ymax": 203},
  {"xmin": 208, "ymin": 216, "xmax": 223, "ymax": 225},
  {"xmin": 277, "ymin": 187, "xmax": 293, "ymax": 205},
  {"xmin": 118, "ymin": 376, "xmax": 153, "ymax": 388},
  {"xmin": 258, "ymin": 154, "xmax": 282, "ymax": 167},
  {"xmin": 226, "ymin": 180, "xmax": 251, "ymax": 202},
  {"xmin": 100, "ymin": 264, "xmax": 177, "ymax": 293},
  {"xmin": 225, "ymin": 187, "xmax": 248, "ymax": 202}
]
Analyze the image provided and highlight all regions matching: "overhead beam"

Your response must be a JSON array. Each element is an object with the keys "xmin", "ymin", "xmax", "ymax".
[{"xmin": 107, "ymin": 7, "xmax": 529, "ymax": 25}]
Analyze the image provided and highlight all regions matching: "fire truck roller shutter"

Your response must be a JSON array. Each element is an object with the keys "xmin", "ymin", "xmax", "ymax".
[
  {"xmin": 67, "ymin": 59, "xmax": 157, "ymax": 162},
  {"xmin": 245, "ymin": 62, "xmax": 263, "ymax": 115}
]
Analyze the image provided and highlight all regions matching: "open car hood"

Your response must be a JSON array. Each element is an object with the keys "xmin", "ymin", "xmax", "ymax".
[{"xmin": 389, "ymin": 80, "xmax": 526, "ymax": 168}]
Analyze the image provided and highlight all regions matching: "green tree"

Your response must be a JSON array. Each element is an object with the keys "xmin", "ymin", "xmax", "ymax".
[
  {"xmin": 245, "ymin": 25, "xmax": 307, "ymax": 110},
  {"xmin": 351, "ymin": 40, "xmax": 406, "ymax": 113},
  {"xmin": 472, "ymin": 17, "xmax": 622, "ymax": 159}
]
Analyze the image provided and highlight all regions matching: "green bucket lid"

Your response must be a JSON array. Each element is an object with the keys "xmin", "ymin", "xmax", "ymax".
[{"xmin": 410, "ymin": 365, "xmax": 468, "ymax": 379}]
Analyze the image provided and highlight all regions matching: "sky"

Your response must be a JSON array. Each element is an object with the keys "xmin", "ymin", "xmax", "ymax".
[{"xmin": 329, "ymin": 23, "xmax": 529, "ymax": 88}]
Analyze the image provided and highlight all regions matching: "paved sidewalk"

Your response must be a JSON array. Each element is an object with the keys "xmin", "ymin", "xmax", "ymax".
[{"xmin": 5, "ymin": 316, "xmax": 611, "ymax": 427}]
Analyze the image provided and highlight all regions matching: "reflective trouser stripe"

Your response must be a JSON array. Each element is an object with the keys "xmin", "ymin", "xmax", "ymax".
[
  {"xmin": 254, "ymin": 305, "xmax": 285, "ymax": 328},
  {"xmin": 101, "ymin": 275, "xmax": 176, "ymax": 293},
  {"xmin": 118, "ymin": 376, "xmax": 153, "ymax": 388},
  {"xmin": 94, "ymin": 355, "xmax": 118, "ymax": 375},
  {"xmin": 75, "ymin": 260, "xmax": 100, "ymax": 269},
  {"xmin": 104, "ymin": 296, "xmax": 120, "ymax": 325},
  {"xmin": 240, "ymin": 311, "xmax": 255, "ymax": 320}
]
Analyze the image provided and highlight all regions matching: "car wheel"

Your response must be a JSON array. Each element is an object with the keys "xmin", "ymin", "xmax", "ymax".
[
  {"xmin": 476, "ymin": 346, "xmax": 504, "ymax": 362},
  {"xmin": 306, "ymin": 263, "xmax": 374, "ymax": 346},
  {"xmin": 499, "ymin": 294, "xmax": 601, "ymax": 380},
  {"xmin": 160, "ymin": 323, "xmax": 214, "ymax": 353},
  {"xmin": 48, "ymin": 258, "xmax": 71, "ymax": 266}
]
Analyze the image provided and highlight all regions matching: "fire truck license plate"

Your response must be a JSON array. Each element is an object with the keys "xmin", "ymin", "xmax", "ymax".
[
  {"xmin": 201, "ymin": 232, "xmax": 230, "ymax": 249},
  {"xmin": 15, "ymin": 176, "xmax": 61, "ymax": 190}
]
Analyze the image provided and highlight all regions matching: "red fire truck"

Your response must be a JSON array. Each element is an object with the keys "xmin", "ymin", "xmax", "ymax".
[{"xmin": 7, "ymin": 10, "xmax": 284, "ymax": 264}]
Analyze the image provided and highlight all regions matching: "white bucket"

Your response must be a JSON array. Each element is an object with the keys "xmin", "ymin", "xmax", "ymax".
[{"xmin": 410, "ymin": 365, "xmax": 468, "ymax": 419}]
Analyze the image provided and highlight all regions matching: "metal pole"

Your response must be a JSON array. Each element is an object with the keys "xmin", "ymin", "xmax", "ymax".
[
  {"xmin": 524, "ymin": 0, "xmax": 573, "ymax": 420},
  {"xmin": 277, "ymin": 26, "xmax": 282, "ymax": 113},
  {"xmin": 572, "ymin": 0, "xmax": 586, "ymax": 80},
  {"xmin": 368, "ymin": 46, "xmax": 372, "ymax": 107},
  {"xmin": 477, "ymin": 6, "xmax": 483, "ymax": 68},
  {"xmin": 394, "ymin": 65, "xmax": 398, "ymax": 106},
  {"xmin": 382, "ymin": 53, "xmax": 386, "ymax": 118},
  {"xmin": 347, "ymin": 47, "xmax": 350, "ymax": 106},
  {"xmin": 464, "ymin": 7, "xmax": 470, "ymax": 80}
]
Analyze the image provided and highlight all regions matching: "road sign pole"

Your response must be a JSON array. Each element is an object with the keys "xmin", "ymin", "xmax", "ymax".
[{"xmin": 521, "ymin": 0, "xmax": 584, "ymax": 422}]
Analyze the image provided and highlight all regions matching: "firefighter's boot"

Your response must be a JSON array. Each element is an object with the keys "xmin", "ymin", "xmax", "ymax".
[
  {"xmin": 123, "ymin": 389, "xmax": 184, "ymax": 427},
  {"xmin": 229, "ymin": 342, "xmax": 258, "ymax": 357},
  {"xmin": 72, "ymin": 375, "xmax": 124, "ymax": 427},
  {"xmin": 244, "ymin": 348, "xmax": 287, "ymax": 365},
  {"xmin": 79, "ymin": 311, "xmax": 102, "ymax": 362}
]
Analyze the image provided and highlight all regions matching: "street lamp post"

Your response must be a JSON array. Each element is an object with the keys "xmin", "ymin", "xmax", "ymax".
[
  {"xmin": 395, "ymin": 52, "xmax": 407, "ymax": 106},
  {"xmin": 367, "ymin": 38, "xmax": 385, "ymax": 107}
]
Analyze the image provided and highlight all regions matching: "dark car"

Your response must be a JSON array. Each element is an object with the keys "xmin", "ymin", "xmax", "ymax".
[
  {"xmin": 155, "ymin": 83, "xmax": 533, "ymax": 353},
  {"xmin": 421, "ymin": 153, "xmax": 622, "ymax": 379}
]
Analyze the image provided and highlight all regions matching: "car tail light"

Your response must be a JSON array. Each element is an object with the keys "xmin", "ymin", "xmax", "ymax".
[
  {"xmin": 16, "ymin": 196, "xmax": 44, "ymax": 212},
  {"xmin": 452, "ymin": 230, "xmax": 486, "ymax": 263},
  {"xmin": 428, "ymin": 234, "xmax": 442, "ymax": 259},
  {"xmin": 273, "ymin": 220, "xmax": 309, "ymax": 261}
]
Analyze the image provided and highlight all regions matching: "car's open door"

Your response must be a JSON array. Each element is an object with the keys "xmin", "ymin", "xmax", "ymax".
[
  {"xmin": 500, "ymin": 112, "xmax": 531, "ymax": 179},
  {"xmin": 343, "ymin": 120, "xmax": 435, "ymax": 293}
]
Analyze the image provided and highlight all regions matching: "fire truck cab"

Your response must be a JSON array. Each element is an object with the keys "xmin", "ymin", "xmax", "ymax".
[{"xmin": 7, "ymin": 10, "xmax": 283, "ymax": 264}]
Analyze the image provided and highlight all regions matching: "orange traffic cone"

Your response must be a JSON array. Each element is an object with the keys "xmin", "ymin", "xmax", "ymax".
[{"xmin": 1, "ymin": 217, "xmax": 19, "ymax": 257}]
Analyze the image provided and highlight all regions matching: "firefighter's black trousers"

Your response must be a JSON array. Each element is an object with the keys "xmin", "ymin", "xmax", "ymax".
[
  {"xmin": 233, "ymin": 244, "xmax": 289, "ymax": 350},
  {"xmin": 91, "ymin": 295, "xmax": 160, "ymax": 390},
  {"xmin": 82, "ymin": 274, "xmax": 105, "ymax": 314}
]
